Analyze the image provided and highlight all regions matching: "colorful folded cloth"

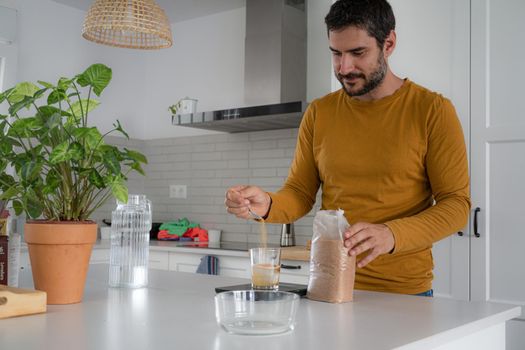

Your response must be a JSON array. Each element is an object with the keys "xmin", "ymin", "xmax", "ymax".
[
  {"xmin": 157, "ymin": 230, "xmax": 179, "ymax": 240},
  {"xmin": 182, "ymin": 227, "xmax": 209, "ymax": 242},
  {"xmin": 159, "ymin": 218, "xmax": 199, "ymax": 236},
  {"xmin": 196, "ymin": 255, "xmax": 219, "ymax": 275}
]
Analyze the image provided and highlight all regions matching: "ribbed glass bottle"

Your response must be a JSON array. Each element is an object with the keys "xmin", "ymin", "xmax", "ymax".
[{"xmin": 109, "ymin": 194, "xmax": 152, "ymax": 288}]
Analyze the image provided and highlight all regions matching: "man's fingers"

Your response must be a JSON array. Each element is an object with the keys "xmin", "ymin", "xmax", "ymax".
[
  {"xmin": 344, "ymin": 228, "xmax": 372, "ymax": 249},
  {"xmin": 225, "ymin": 187, "xmax": 249, "ymax": 206},
  {"xmin": 357, "ymin": 249, "xmax": 380, "ymax": 268},
  {"xmin": 348, "ymin": 237, "xmax": 373, "ymax": 257},
  {"xmin": 227, "ymin": 206, "xmax": 250, "ymax": 219},
  {"xmin": 344, "ymin": 222, "xmax": 369, "ymax": 238}
]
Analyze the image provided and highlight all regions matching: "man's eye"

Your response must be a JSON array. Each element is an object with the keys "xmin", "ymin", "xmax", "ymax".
[
  {"xmin": 331, "ymin": 52, "xmax": 342, "ymax": 57},
  {"xmin": 353, "ymin": 51, "xmax": 364, "ymax": 56}
]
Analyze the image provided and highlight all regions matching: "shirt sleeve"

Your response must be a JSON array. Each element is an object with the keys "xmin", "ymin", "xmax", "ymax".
[
  {"xmin": 265, "ymin": 103, "xmax": 321, "ymax": 223},
  {"xmin": 385, "ymin": 98, "xmax": 471, "ymax": 253}
]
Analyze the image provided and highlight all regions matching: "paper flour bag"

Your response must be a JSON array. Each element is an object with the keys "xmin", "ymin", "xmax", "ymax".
[{"xmin": 306, "ymin": 209, "xmax": 356, "ymax": 303}]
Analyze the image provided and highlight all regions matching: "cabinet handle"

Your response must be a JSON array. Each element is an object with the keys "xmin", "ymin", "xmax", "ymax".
[
  {"xmin": 280, "ymin": 264, "xmax": 301, "ymax": 270},
  {"xmin": 457, "ymin": 231, "xmax": 463, "ymax": 236},
  {"xmin": 474, "ymin": 207, "xmax": 481, "ymax": 238}
]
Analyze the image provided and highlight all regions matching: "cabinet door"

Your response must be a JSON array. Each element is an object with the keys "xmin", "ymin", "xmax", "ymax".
[
  {"xmin": 388, "ymin": 0, "xmax": 471, "ymax": 300},
  {"xmin": 470, "ymin": 0, "xmax": 525, "ymax": 317}
]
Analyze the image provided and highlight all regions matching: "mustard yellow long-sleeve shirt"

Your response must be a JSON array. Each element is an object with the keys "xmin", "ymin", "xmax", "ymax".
[{"xmin": 266, "ymin": 79, "xmax": 470, "ymax": 294}]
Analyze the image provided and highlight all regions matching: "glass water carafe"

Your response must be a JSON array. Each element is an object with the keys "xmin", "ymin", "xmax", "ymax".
[{"xmin": 109, "ymin": 194, "xmax": 152, "ymax": 288}]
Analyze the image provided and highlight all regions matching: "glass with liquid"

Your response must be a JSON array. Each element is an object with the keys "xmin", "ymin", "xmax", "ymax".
[
  {"xmin": 109, "ymin": 194, "xmax": 152, "ymax": 288},
  {"xmin": 249, "ymin": 247, "xmax": 281, "ymax": 290}
]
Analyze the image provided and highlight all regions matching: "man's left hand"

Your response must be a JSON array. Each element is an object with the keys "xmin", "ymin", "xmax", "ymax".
[{"xmin": 343, "ymin": 222, "xmax": 395, "ymax": 268}]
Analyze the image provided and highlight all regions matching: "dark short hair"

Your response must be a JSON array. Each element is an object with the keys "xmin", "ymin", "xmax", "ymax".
[{"xmin": 325, "ymin": 0, "xmax": 396, "ymax": 48}]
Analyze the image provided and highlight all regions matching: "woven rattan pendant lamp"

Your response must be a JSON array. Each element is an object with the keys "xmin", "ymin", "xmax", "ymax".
[{"xmin": 82, "ymin": 0, "xmax": 173, "ymax": 50}]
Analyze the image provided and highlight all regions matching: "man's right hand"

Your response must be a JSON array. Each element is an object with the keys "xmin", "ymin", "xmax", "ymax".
[{"xmin": 224, "ymin": 185, "xmax": 271, "ymax": 220}]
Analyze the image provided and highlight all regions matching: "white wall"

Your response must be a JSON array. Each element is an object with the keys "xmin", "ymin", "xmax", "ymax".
[
  {"xmin": 14, "ymin": 0, "xmax": 145, "ymax": 137},
  {"xmin": 11, "ymin": 0, "xmax": 248, "ymax": 140},
  {"xmin": 138, "ymin": 7, "xmax": 246, "ymax": 139},
  {"xmin": 12, "ymin": 1, "xmax": 333, "ymax": 140},
  {"xmin": 307, "ymin": 0, "xmax": 332, "ymax": 102}
]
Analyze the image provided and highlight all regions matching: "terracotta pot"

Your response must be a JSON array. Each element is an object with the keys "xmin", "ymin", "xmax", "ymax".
[{"xmin": 25, "ymin": 221, "xmax": 97, "ymax": 305}]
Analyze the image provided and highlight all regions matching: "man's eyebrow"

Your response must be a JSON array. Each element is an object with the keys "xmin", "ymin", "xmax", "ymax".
[{"xmin": 329, "ymin": 46, "xmax": 367, "ymax": 53}]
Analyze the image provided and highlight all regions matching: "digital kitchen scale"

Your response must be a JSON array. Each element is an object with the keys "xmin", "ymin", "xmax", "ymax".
[{"xmin": 215, "ymin": 283, "xmax": 307, "ymax": 297}]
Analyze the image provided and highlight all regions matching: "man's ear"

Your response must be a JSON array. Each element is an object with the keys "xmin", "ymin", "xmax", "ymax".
[{"xmin": 383, "ymin": 30, "xmax": 396, "ymax": 58}]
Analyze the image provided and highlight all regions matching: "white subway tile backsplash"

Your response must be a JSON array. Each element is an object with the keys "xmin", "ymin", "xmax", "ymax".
[
  {"xmin": 249, "ymin": 158, "xmax": 292, "ymax": 168},
  {"xmin": 216, "ymin": 142, "xmax": 251, "ymax": 151},
  {"xmin": 249, "ymin": 128, "xmax": 295, "ymax": 141},
  {"xmin": 192, "ymin": 160, "xmax": 229, "ymax": 170},
  {"xmin": 94, "ymin": 129, "xmax": 322, "ymax": 245},
  {"xmin": 251, "ymin": 168, "xmax": 277, "ymax": 177},
  {"xmin": 251, "ymin": 139, "xmax": 277, "ymax": 150},
  {"xmin": 220, "ymin": 150, "xmax": 249, "ymax": 160},
  {"xmin": 249, "ymin": 149, "xmax": 286, "ymax": 159},
  {"xmin": 215, "ymin": 169, "xmax": 251, "ymax": 178},
  {"xmin": 191, "ymin": 152, "xmax": 222, "ymax": 161},
  {"xmin": 190, "ymin": 178, "xmax": 222, "ymax": 187},
  {"xmin": 191, "ymin": 143, "xmax": 216, "ymax": 153},
  {"xmin": 227, "ymin": 160, "xmax": 249, "ymax": 169},
  {"xmin": 221, "ymin": 178, "xmax": 250, "ymax": 187}
]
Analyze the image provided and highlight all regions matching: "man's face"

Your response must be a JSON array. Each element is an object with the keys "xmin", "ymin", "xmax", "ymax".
[{"xmin": 329, "ymin": 26, "xmax": 388, "ymax": 97}]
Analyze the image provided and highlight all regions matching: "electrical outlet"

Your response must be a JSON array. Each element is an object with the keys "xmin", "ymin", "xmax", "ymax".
[{"xmin": 169, "ymin": 185, "xmax": 187, "ymax": 199}]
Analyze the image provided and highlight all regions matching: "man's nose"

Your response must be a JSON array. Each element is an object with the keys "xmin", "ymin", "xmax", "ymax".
[{"xmin": 338, "ymin": 54, "xmax": 355, "ymax": 75}]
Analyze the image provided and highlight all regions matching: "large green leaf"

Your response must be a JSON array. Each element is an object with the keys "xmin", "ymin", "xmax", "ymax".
[
  {"xmin": 12, "ymin": 200, "xmax": 23, "ymax": 216},
  {"xmin": 7, "ymin": 82, "xmax": 40, "ymax": 104},
  {"xmin": 25, "ymin": 192, "xmax": 43, "ymax": 219},
  {"xmin": 124, "ymin": 148, "xmax": 148, "ymax": 164},
  {"xmin": 38, "ymin": 105, "xmax": 71, "ymax": 118},
  {"xmin": 72, "ymin": 127, "xmax": 102, "ymax": 149},
  {"xmin": 103, "ymin": 151, "xmax": 121, "ymax": 174},
  {"xmin": 43, "ymin": 171, "xmax": 61, "ymax": 195},
  {"xmin": 0, "ymin": 87, "xmax": 14, "ymax": 104},
  {"xmin": 0, "ymin": 185, "xmax": 19, "ymax": 200},
  {"xmin": 44, "ymin": 112, "xmax": 62, "ymax": 130},
  {"xmin": 88, "ymin": 169, "xmax": 105, "ymax": 189},
  {"xmin": 57, "ymin": 77, "xmax": 73, "ymax": 91},
  {"xmin": 130, "ymin": 162, "xmax": 145, "ymax": 176},
  {"xmin": 47, "ymin": 89, "xmax": 67, "ymax": 105},
  {"xmin": 8, "ymin": 95, "xmax": 33, "ymax": 115},
  {"xmin": 67, "ymin": 99, "xmax": 100, "ymax": 119},
  {"xmin": 49, "ymin": 141, "xmax": 70, "ymax": 163},
  {"xmin": 20, "ymin": 161, "xmax": 43, "ymax": 182},
  {"xmin": 76, "ymin": 64, "xmax": 112, "ymax": 96},
  {"xmin": 69, "ymin": 142, "xmax": 84, "ymax": 160},
  {"xmin": 37, "ymin": 80, "xmax": 54, "ymax": 89},
  {"xmin": 7, "ymin": 118, "xmax": 41, "ymax": 138},
  {"xmin": 110, "ymin": 179, "xmax": 128, "ymax": 204}
]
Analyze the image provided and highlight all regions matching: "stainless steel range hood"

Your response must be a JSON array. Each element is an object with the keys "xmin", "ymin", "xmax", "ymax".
[{"xmin": 172, "ymin": 0, "xmax": 307, "ymax": 133}]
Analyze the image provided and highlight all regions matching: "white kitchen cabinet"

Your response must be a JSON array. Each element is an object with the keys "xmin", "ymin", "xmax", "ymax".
[
  {"xmin": 89, "ymin": 248, "xmax": 170, "ymax": 271},
  {"xmin": 168, "ymin": 252, "xmax": 248, "ymax": 278},
  {"xmin": 470, "ymin": 0, "xmax": 525, "ymax": 347},
  {"xmin": 167, "ymin": 250, "xmax": 309, "ymax": 284},
  {"xmin": 148, "ymin": 250, "xmax": 170, "ymax": 270}
]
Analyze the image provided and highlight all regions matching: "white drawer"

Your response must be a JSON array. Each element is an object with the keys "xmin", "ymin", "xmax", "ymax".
[
  {"xmin": 280, "ymin": 260, "xmax": 310, "ymax": 284},
  {"xmin": 149, "ymin": 250, "xmax": 169, "ymax": 270},
  {"xmin": 168, "ymin": 251, "xmax": 202, "ymax": 273}
]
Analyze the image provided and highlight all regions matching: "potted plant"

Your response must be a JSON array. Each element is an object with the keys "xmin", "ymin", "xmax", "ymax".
[{"xmin": 0, "ymin": 63, "xmax": 147, "ymax": 304}]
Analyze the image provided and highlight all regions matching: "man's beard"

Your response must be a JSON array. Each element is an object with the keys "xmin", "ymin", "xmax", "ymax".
[{"xmin": 337, "ymin": 54, "xmax": 388, "ymax": 97}]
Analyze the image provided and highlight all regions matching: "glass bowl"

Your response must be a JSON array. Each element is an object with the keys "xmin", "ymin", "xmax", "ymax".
[{"xmin": 215, "ymin": 290, "xmax": 300, "ymax": 335}]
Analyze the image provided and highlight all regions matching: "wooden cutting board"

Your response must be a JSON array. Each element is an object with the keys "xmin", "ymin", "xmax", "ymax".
[{"xmin": 0, "ymin": 285, "xmax": 47, "ymax": 319}]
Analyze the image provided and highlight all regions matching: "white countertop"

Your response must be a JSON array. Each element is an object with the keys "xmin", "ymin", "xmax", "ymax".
[{"xmin": 1, "ymin": 265, "xmax": 520, "ymax": 350}]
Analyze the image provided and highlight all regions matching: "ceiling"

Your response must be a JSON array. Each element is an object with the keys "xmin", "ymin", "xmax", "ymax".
[{"xmin": 51, "ymin": 0, "xmax": 246, "ymax": 23}]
